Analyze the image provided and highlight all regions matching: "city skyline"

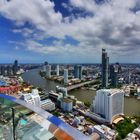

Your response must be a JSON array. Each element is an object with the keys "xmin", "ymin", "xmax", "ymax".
[{"xmin": 0, "ymin": 0, "xmax": 140, "ymax": 63}]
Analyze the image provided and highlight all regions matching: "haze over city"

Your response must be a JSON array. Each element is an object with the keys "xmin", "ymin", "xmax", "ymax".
[{"xmin": 0, "ymin": 0, "xmax": 140, "ymax": 63}]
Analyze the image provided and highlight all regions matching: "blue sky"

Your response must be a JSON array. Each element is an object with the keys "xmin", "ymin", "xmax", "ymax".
[{"xmin": 0, "ymin": 0, "xmax": 140, "ymax": 63}]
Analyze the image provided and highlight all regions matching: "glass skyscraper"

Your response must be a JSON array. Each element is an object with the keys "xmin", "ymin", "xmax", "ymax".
[{"xmin": 101, "ymin": 49, "xmax": 109, "ymax": 88}]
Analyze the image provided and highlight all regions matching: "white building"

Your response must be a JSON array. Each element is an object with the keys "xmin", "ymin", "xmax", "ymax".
[
  {"xmin": 133, "ymin": 126, "xmax": 140, "ymax": 138},
  {"xmin": 56, "ymin": 65, "xmax": 59, "ymax": 76},
  {"xmin": 93, "ymin": 89, "xmax": 124, "ymax": 123},
  {"xmin": 31, "ymin": 89, "xmax": 41, "ymax": 106},
  {"xmin": 56, "ymin": 86, "xmax": 67, "ymax": 96},
  {"xmin": 20, "ymin": 89, "xmax": 41, "ymax": 106},
  {"xmin": 41, "ymin": 99, "xmax": 55, "ymax": 111},
  {"xmin": 125, "ymin": 133, "xmax": 139, "ymax": 140},
  {"xmin": 42, "ymin": 65, "xmax": 47, "ymax": 72},
  {"xmin": 49, "ymin": 91, "xmax": 63, "ymax": 102},
  {"xmin": 93, "ymin": 125, "xmax": 117, "ymax": 140},
  {"xmin": 20, "ymin": 94, "xmax": 34, "ymax": 104},
  {"xmin": 46, "ymin": 65, "xmax": 51, "ymax": 78},
  {"xmin": 61, "ymin": 98, "xmax": 73, "ymax": 112},
  {"xmin": 64, "ymin": 69, "xmax": 68, "ymax": 84}
]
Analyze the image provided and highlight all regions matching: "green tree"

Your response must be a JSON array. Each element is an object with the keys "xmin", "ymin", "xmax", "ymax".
[{"xmin": 84, "ymin": 101, "xmax": 91, "ymax": 107}]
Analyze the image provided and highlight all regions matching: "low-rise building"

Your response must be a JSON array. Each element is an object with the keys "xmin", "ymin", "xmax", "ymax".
[
  {"xmin": 49, "ymin": 91, "xmax": 63, "ymax": 103},
  {"xmin": 72, "ymin": 117, "xmax": 81, "ymax": 127},
  {"xmin": 20, "ymin": 89, "xmax": 41, "ymax": 106},
  {"xmin": 134, "ymin": 127, "xmax": 140, "ymax": 138},
  {"xmin": 41, "ymin": 99, "xmax": 55, "ymax": 111},
  {"xmin": 61, "ymin": 98, "xmax": 73, "ymax": 112},
  {"xmin": 125, "ymin": 133, "xmax": 139, "ymax": 140},
  {"xmin": 93, "ymin": 125, "xmax": 117, "ymax": 140}
]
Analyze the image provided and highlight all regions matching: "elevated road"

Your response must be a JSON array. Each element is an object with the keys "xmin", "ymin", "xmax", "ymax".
[{"xmin": 67, "ymin": 80, "xmax": 95, "ymax": 91}]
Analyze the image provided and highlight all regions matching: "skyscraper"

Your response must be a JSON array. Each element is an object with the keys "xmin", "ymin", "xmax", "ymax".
[
  {"xmin": 128, "ymin": 69, "xmax": 131, "ymax": 84},
  {"xmin": 110, "ymin": 64, "xmax": 118, "ymax": 87},
  {"xmin": 13, "ymin": 59, "xmax": 18, "ymax": 75},
  {"xmin": 0, "ymin": 66, "xmax": 5, "ymax": 76},
  {"xmin": 44, "ymin": 61, "xmax": 48, "ymax": 65},
  {"xmin": 93, "ymin": 89, "xmax": 124, "ymax": 123},
  {"xmin": 102, "ymin": 49, "xmax": 109, "ymax": 88},
  {"xmin": 43, "ymin": 61, "xmax": 48, "ymax": 72},
  {"xmin": 74, "ymin": 65, "xmax": 82, "ymax": 80},
  {"xmin": 46, "ymin": 65, "xmax": 51, "ymax": 78},
  {"xmin": 7, "ymin": 66, "xmax": 13, "ymax": 76},
  {"xmin": 56, "ymin": 65, "xmax": 59, "ymax": 76},
  {"xmin": 64, "ymin": 69, "xmax": 68, "ymax": 84}
]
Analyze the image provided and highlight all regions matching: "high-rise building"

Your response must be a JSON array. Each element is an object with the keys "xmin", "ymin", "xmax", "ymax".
[
  {"xmin": 93, "ymin": 89, "xmax": 124, "ymax": 123},
  {"xmin": 46, "ymin": 65, "xmax": 51, "ymax": 78},
  {"xmin": 64, "ymin": 69, "xmax": 68, "ymax": 84},
  {"xmin": 43, "ymin": 61, "xmax": 48, "ymax": 72},
  {"xmin": 13, "ymin": 59, "xmax": 18, "ymax": 75},
  {"xmin": 102, "ymin": 49, "xmax": 109, "ymax": 88},
  {"xmin": 110, "ymin": 64, "xmax": 118, "ymax": 87},
  {"xmin": 7, "ymin": 66, "xmax": 13, "ymax": 76},
  {"xmin": 74, "ymin": 65, "xmax": 82, "ymax": 80},
  {"xmin": 128, "ymin": 69, "xmax": 131, "ymax": 84},
  {"xmin": 44, "ymin": 61, "xmax": 48, "ymax": 65},
  {"xmin": 0, "ymin": 66, "xmax": 5, "ymax": 76},
  {"xmin": 56, "ymin": 65, "xmax": 59, "ymax": 76},
  {"xmin": 43, "ymin": 65, "xmax": 47, "ymax": 72}
]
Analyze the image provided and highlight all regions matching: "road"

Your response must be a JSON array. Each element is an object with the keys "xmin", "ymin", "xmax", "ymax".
[{"xmin": 67, "ymin": 80, "xmax": 95, "ymax": 91}]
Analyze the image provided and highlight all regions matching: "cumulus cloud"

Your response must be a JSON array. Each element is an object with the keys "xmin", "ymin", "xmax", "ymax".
[
  {"xmin": 69, "ymin": 0, "xmax": 98, "ymax": 13},
  {"xmin": 0, "ymin": 0, "xmax": 62, "ymax": 30},
  {"xmin": 1, "ymin": 0, "xmax": 140, "ymax": 62}
]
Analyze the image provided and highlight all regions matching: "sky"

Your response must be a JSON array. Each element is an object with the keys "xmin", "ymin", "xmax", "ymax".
[{"xmin": 0, "ymin": 0, "xmax": 140, "ymax": 63}]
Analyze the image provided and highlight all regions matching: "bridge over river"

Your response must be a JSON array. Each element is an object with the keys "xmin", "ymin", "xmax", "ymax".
[{"xmin": 67, "ymin": 80, "xmax": 96, "ymax": 91}]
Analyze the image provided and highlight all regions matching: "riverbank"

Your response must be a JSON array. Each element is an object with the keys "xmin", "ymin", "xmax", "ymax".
[{"xmin": 22, "ymin": 69, "xmax": 140, "ymax": 116}]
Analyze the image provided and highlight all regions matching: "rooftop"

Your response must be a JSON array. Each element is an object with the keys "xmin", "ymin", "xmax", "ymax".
[
  {"xmin": 62, "ymin": 98, "xmax": 73, "ymax": 103},
  {"xmin": 98, "ymin": 89, "xmax": 123, "ymax": 96}
]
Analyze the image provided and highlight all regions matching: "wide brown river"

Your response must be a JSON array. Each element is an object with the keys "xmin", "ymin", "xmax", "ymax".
[{"xmin": 22, "ymin": 69, "xmax": 140, "ymax": 116}]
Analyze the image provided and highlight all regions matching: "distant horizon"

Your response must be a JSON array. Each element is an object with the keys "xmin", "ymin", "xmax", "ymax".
[{"xmin": 0, "ymin": 62, "xmax": 140, "ymax": 65}]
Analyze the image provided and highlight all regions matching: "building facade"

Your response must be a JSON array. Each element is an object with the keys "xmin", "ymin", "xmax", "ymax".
[
  {"xmin": 56, "ymin": 65, "xmax": 59, "ymax": 76},
  {"xmin": 61, "ymin": 98, "xmax": 73, "ymax": 112},
  {"xmin": 74, "ymin": 65, "xmax": 82, "ymax": 80},
  {"xmin": 110, "ymin": 64, "xmax": 118, "ymax": 87},
  {"xmin": 46, "ymin": 65, "xmax": 51, "ymax": 78},
  {"xmin": 41, "ymin": 99, "xmax": 55, "ymax": 111},
  {"xmin": 102, "ymin": 49, "xmax": 109, "ymax": 88},
  {"xmin": 64, "ymin": 69, "xmax": 68, "ymax": 84},
  {"xmin": 93, "ymin": 89, "xmax": 124, "ymax": 123}
]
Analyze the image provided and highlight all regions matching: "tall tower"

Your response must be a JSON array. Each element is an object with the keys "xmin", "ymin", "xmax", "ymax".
[
  {"xmin": 46, "ymin": 65, "xmax": 51, "ymax": 78},
  {"xmin": 64, "ymin": 69, "xmax": 68, "ymax": 84},
  {"xmin": 110, "ymin": 64, "xmax": 118, "ymax": 87},
  {"xmin": 56, "ymin": 65, "xmax": 59, "ymax": 76},
  {"xmin": 74, "ymin": 65, "xmax": 82, "ymax": 80},
  {"xmin": 102, "ymin": 49, "xmax": 109, "ymax": 88},
  {"xmin": 13, "ymin": 60, "xmax": 18, "ymax": 75}
]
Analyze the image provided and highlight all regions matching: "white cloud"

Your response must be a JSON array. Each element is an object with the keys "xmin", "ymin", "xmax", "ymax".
[
  {"xmin": 69, "ymin": 0, "xmax": 98, "ymax": 13},
  {"xmin": 0, "ymin": 0, "xmax": 62, "ymax": 30},
  {"xmin": 1, "ymin": 0, "xmax": 140, "ymax": 62},
  {"xmin": 12, "ymin": 28, "xmax": 34, "ymax": 37}
]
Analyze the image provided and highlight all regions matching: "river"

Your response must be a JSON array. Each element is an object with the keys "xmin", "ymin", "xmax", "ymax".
[{"xmin": 22, "ymin": 69, "xmax": 140, "ymax": 116}]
